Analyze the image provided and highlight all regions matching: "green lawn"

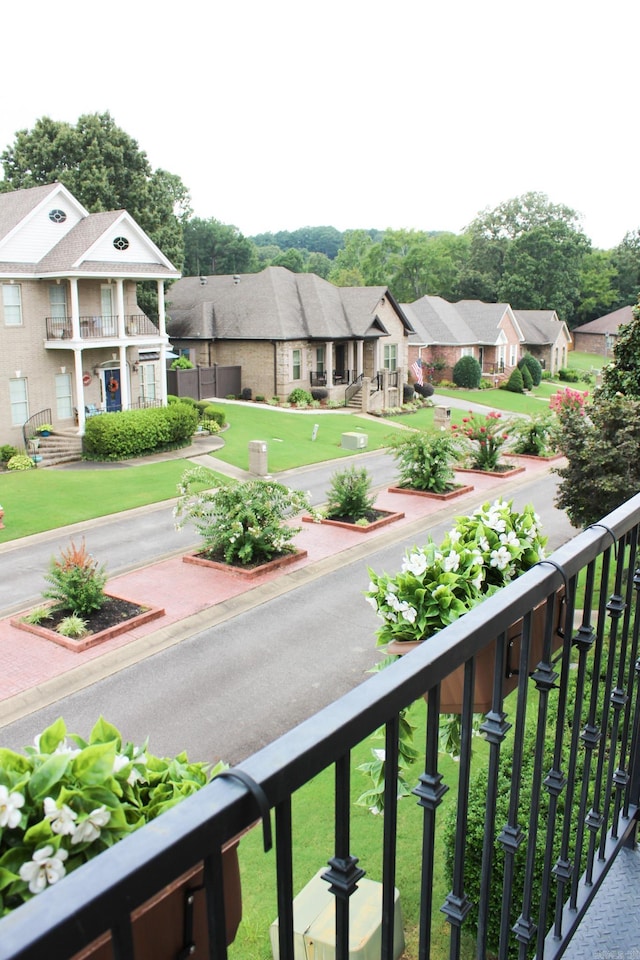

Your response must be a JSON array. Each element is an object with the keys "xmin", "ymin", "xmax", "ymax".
[
  {"xmin": 210, "ymin": 406, "xmax": 405, "ymax": 472},
  {"xmin": 0, "ymin": 460, "xmax": 227, "ymax": 543}
]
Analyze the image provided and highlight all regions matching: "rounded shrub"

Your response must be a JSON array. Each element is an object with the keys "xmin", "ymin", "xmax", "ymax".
[
  {"xmin": 452, "ymin": 355, "xmax": 482, "ymax": 389},
  {"xmin": 83, "ymin": 405, "xmax": 198, "ymax": 460},
  {"xmin": 7, "ymin": 454, "xmax": 35, "ymax": 471},
  {"xmin": 0, "ymin": 444, "xmax": 19, "ymax": 463},
  {"xmin": 311, "ymin": 388, "xmax": 328, "ymax": 401},
  {"xmin": 518, "ymin": 353, "xmax": 542, "ymax": 386},
  {"xmin": 288, "ymin": 388, "xmax": 313, "ymax": 405},
  {"xmin": 403, "ymin": 383, "xmax": 416, "ymax": 402},
  {"xmin": 202, "ymin": 406, "xmax": 227, "ymax": 427},
  {"xmin": 414, "ymin": 382, "xmax": 435, "ymax": 398},
  {"xmin": 505, "ymin": 367, "xmax": 525, "ymax": 393}
]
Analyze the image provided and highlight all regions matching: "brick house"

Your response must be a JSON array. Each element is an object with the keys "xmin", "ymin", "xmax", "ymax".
[
  {"xmin": 403, "ymin": 295, "xmax": 572, "ymax": 382},
  {"xmin": 572, "ymin": 305, "xmax": 634, "ymax": 357},
  {"xmin": 165, "ymin": 266, "xmax": 415, "ymax": 406},
  {"xmin": 0, "ymin": 182, "xmax": 179, "ymax": 447}
]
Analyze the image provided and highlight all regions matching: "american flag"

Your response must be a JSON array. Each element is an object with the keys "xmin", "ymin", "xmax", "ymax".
[{"xmin": 410, "ymin": 359, "xmax": 424, "ymax": 386}]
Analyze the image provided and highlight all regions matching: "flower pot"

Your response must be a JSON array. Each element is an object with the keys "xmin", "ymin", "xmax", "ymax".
[
  {"xmin": 387, "ymin": 589, "xmax": 565, "ymax": 714},
  {"xmin": 71, "ymin": 838, "xmax": 242, "ymax": 960}
]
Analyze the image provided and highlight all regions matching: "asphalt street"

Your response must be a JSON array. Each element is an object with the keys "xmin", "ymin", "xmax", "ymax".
[{"xmin": 1, "ymin": 467, "xmax": 578, "ymax": 764}]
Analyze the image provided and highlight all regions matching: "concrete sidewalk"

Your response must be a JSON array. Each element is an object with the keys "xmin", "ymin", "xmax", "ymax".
[{"xmin": 0, "ymin": 457, "xmax": 558, "ymax": 727}]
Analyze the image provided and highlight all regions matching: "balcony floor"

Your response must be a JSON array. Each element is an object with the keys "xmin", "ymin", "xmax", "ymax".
[{"xmin": 562, "ymin": 843, "xmax": 640, "ymax": 958}]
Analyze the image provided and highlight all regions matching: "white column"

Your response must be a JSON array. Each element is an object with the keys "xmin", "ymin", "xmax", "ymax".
[
  {"xmin": 74, "ymin": 349, "xmax": 86, "ymax": 435},
  {"xmin": 356, "ymin": 340, "xmax": 364, "ymax": 377},
  {"xmin": 157, "ymin": 280, "xmax": 168, "ymax": 406},
  {"xmin": 69, "ymin": 279, "xmax": 80, "ymax": 340},
  {"xmin": 119, "ymin": 345, "xmax": 129, "ymax": 410},
  {"xmin": 325, "ymin": 341, "xmax": 334, "ymax": 387},
  {"xmin": 116, "ymin": 280, "xmax": 126, "ymax": 337}
]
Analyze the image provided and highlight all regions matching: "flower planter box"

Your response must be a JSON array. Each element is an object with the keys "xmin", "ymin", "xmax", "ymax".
[
  {"xmin": 11, "ymin": 596, "xmax": 166, "ymax": 652},
  {"xmin": 71, "ymin": 838, "xmax": 242, "ymax": 960},
  {"xmin": 183, "ymin": 548, "xmax": 307, "ymax": 579},
  {"xmin": 302, "ymin": 510, "xmax": 404, "ymax": 532},
  {"xmin": 387, "ymin": 484, "xmax": 474, "ymax": 501},
  {"xmin": 387, "ymin": 588, "xmax": 565, "ymax": 713},
  {"xmin": 504, "ymin": 452, "xmax": 565, "ymax": 463},
  {"xmin": 455, "ymin": 465, "xmax": 525, "ymax": 479}
]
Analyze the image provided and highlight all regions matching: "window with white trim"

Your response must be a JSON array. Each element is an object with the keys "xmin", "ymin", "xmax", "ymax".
[
  {"xmin": 10, "ymin": 378, "xmax": 28, "ymax": 425},
  {"xmin": 55, "ymin": 373, "xmax": 73, "ymax": 419},
  {"xmin": 292, "ymin": 349, "xmax": 302, "ymax": 380},
  {"xmin": 3, "ymin": 284, "xmax": 22, "ymax": 326},
  {"xmin": 49, "ymin": 285, "xmax": 67, "ymax": 318},
  {"xmin": 140, "ymin": 363, "xmax": 157, "ymax": 401},
  {"xmin": 383, "ymin": 343, "xmax": 397, "ymax": 371},
  {"xmin": 315, "ymin": 347, "xmax": 325, "ymax": 375},
  {"xmin": 509, "ymin": 345, "xmax": 518, "ymax": 366},
  {"xmin": 461, "ymin": 347, "xmax": 474, "ymax": 358}
]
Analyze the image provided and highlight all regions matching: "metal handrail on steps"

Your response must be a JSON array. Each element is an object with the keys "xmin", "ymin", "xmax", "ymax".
[{"xmin": 21, "ymin": 409, "xmax": 53, "ymax": 461}]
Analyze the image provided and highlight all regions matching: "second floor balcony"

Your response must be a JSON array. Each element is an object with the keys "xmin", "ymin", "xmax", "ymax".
[{"xmin": 45, "ymin": 314, "xmax": 159, "ymax": 343}]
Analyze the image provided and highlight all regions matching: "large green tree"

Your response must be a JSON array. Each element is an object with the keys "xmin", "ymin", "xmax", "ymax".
[
  {"xmin": 597, "ymin": 295, "xmax": 640, "ymax": 398},
  {"xmin": 0, "ymin": 112, "xmax": 190, "ymax": 273},
  {"xmin": 182, "ymin": 217, "xmax": 257, "ymax": 277},
  {"xmin": 610, "ymin": 230, "xmax": 640, "ymax": 307}
]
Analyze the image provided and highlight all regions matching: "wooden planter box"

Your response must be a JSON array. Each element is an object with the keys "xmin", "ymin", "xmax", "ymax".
[
  {"xmin": 72, "ymin": 839, "xmax": 242, "ymax": 960},
  {"xmin": 388, "ymin": 589, "xmax": 565, "ymax": 713}
]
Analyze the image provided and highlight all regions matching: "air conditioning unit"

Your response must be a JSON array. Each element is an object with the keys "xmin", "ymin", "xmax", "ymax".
[{"xmin": 341, "ymin": 432, "xmax": 368, "ymax": 450}]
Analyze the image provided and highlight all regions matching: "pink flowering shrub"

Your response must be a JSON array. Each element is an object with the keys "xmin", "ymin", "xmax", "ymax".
[
  {"xmin": 452, "ymin": 410, "xmax": 510, "ymax": 470},
  {"xmin": 549, "ymin": 387, "xmax": 589, "ymax": 418}
]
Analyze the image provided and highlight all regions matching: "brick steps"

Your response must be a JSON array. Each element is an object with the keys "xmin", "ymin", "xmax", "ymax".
[{"xmin": 30, "ymin": 434, "xmax": 83, "ymax": 467}]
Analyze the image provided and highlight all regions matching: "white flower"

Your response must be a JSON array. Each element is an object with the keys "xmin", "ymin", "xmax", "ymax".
[
  {"xmin": 372, "ymin": 748, "xmax": 386, "ymax": 761},
  {"xmin": 0, "ymin": 785, "xmax": 25, "ymax": 829},
  {"xmin": 448, "ymin": 529, "xmax": 461, "ymax": 544},
  {"xmin": 402, "ymin": 551, "xmax": 428, "ymax": 577},
  {"xmin": 398, "ymin": 603, "xmax": 417, "ymax": 624},
  {"xmin": 499, "ymin": 530, "xmax": 520, "ymax": 548},
  {"xmin": 44, "ymin": 797, "xmax": 77, "ymax": 836},
  {"xmin": 72, "ymin": 806, "xmax": 111, "ymax": 845},
  {"xmin": 365, "ymin": 594, "xmax": 379, "ymax": 610},
  {"xmin": 113, "ymin": 753, "xmax": 130, "ymax": 774},
  {"xmin": 19, "ymin": 845, "xmax": 68, "ymax": 894},
  {"xmin": 442, "ymin": 550, "xmax": 460, "ymax": 573},
  {"xmin": 490, "ymin": 546, "xmax": 512, "ymax": 571},
  {"xmin": 127, "ymin": 763, "xmax": 147, "ymax": 786}
]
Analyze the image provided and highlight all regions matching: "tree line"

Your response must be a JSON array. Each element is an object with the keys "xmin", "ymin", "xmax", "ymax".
[{"xmin": 2, "ymin": 112, "xmax": 638, "ymax": 327}]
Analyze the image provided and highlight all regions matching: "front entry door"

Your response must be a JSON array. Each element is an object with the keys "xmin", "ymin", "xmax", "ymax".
[{"xmin": 104, "ymin": 367, "xmax": 121, "ymax": 412}]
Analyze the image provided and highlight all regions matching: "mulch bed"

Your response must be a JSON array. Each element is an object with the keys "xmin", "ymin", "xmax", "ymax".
[{"xmin": 34, "ymin": 597, "xmax": 146, "ymax": 634}]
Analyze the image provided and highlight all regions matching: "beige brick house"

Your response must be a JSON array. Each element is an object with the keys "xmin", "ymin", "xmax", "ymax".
[
  {"xmin": 165, "ymin": 267, "xmax": 415, "ymax": 406},
  {"xmin": 0, "ymin": 182, "xmax": 179, "ymax": 448}
]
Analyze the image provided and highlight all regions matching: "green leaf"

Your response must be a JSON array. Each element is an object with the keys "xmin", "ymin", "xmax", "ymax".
[
  {"xmin": 89, "ymin": 717, "xmax": 122, "ymax": 748},
  {"xmin": 0, "ymin": 749, "xmax": 31, "ymax": 779},
  {"xmin": 37, "ymin": 718, "xmax": 67, "ymax": 754},
  {"xmin": 71, "ymin": 742, "xmax": 117, "ymax": 786},
  {"xmin": 27, "ymin": 752, "xmax": 70, "ymax": 801}
]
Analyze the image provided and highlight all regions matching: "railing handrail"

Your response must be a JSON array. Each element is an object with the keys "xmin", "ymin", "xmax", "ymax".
[
  {"xmin": 21, "ymin": 408, "xmax": 53, "ymax": 453},
  {"xmin": 3, "ymin": 493, "xmax": 640, "ymax": 959}
]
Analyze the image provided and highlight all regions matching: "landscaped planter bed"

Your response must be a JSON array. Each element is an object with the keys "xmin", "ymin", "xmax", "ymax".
[
  {"xmin": 302, "ymin": 509, "xmax": 404, "ymax": 532},
  {"xmin": 387, "ymin": 484, "xmax": 474, "ymax": 501},
  {"xmin": 12, "ymin": 595, "xmax": 166, "ymax": 652},
  {"xmin": 183, "ymin": 549, "xmax": 307, "ymax": 578},
  {"xmin": 455, "ymin": 465, "xmax": 525, "ymax": 479}
]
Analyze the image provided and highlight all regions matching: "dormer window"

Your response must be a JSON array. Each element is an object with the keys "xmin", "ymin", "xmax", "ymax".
[
  {"xmin": 48, "ymin": 209, "xmax": 67, "ymax": 224},
  {"xmin": 113, "ymin": 236, "xmax": 129, "ymax": 251}
]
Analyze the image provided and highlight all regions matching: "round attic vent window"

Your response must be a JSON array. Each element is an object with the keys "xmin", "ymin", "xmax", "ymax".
[
  {"xmin": 113, "ymin": 236, "xmax": 129, "ymax": 251},
  {"xmin": 49, "ymin": 209, "xmax": 67, "ymax": 224}
]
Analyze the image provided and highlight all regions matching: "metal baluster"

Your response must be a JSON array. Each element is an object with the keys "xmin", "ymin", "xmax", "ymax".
[
  {"xmin": 275, "ymin": 799, "xmax": 295, "ymax": 960},
  {"xmin": 381, "ymin": 715, "xmax": 400, "ymax": 960}
]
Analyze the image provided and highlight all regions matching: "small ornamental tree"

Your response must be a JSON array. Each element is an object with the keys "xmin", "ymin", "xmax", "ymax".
[
  {"xmin": 597, "ymin": 294, "xmax": 640, "ymax": 398},
  {"xmin": 174, "ymin": 469, "xmax": 310, "ymax": 565},
  {"xmin": 554, "ymin": 394, "xmax": 640, "ymax": 527},
  {"xmin": 520, "ymin": 363, "xmax": 534, "ymax": 390},
  {"xmin": 452, "ymin": 355, "xmax": 482, "ymax": 389},
  {"xmin": 324, "ymin": 466, "xmax": 377, "ymax": 522},
  {"xmin": 389, "ymin": 431, "xmax": 460, "ymax": 493},
  {"xmin": 43, "ymin": 539, "xmax": 108, "ymax": 616}
]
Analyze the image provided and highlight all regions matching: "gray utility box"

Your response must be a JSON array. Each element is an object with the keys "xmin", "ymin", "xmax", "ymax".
[
  {"xmin": 341, "ymin": 432, "xmax": 368, "ymax": 450},
  {"xmin": 270, "ymin": 870, "xmax": 404, "ymax": 960},
  {"xmin": 434, "ymin": 406, "xmax": 451, "ymax": 427},
  {"xmin": 248, "ymin": 440, "xmax": 268, "ymax": 476}
]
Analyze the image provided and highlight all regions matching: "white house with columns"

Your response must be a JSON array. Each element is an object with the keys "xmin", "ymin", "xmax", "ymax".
[{"xmin": 0, "ymin": 182, "xmax": 179, "ymax": 447}]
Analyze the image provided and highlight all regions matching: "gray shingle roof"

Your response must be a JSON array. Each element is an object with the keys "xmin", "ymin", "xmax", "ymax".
[
  {"xmin": 513, "ymin": 310, "xmax": 568, "ymax": 345},
  {"xmin": 402, "ymin": 295, "xmax": 514, "ymax": 345},
  {"xmin": 166, "ymin": 267, "xmax": 412, "ymax": 341},
  {"xmin": 572, "ymin": 305, "xmax": 634, "ymax": 335}
]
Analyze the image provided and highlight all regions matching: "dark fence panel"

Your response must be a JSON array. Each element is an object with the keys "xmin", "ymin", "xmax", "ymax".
[{"xmin": 166, "ymin": 366, "xmax": 241, "ymax": 401}]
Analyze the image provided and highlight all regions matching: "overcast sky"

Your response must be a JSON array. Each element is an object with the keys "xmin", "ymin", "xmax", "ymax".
[{"xmin": 2, "ymin": 0, "xmax": 638, "ymax": 250}]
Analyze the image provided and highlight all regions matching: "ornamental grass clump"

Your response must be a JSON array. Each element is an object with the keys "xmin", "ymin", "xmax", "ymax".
[
  {"xmin": 509, "ymin": 410, "xmax": 559, "ymax": 457},
  {"xmin": 452, "ymin": 409, "xmax": 511, "ymax": 471},
  {"xmin": 388, "ymin": 430, "xmax": 460, "ymax": 493},
  {"xmin": 175, "ymin": 467, "xmax": 310, "ymax": 566},
  {"xmin": 42, "ymin": 538, "xmax": 107, "ymax": 617},
  {"xmin": 0, "ymin": 717, "xmax": 224, "ymax": 915}
]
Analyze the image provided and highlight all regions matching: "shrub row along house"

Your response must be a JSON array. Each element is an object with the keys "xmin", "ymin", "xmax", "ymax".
[
  {"xmin": 1, "ymin": 181, "xmax": 575, "ymax": 448},
  {"xmin": 0, "ymin": 182, "xmax": 179, "ymax": 448}
]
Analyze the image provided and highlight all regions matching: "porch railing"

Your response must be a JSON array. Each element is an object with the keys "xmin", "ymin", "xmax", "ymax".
[
  {"xmin": 45, "ymin": 315, "xmax": 158, "ymax": 340},
  {"xmin": 2, "ymin": 494, "xmax": 640, "ymax": 960}
]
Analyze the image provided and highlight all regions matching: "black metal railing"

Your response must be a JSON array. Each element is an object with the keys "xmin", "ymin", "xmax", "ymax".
[
  {"xmin": 310, "ymin": 371, "xmax": 327, "ymax": 387},
  {"xmin": 345, "ymin": 373, "xmax": 364, "ymax": 404},
  {"xmin": 21, "ymin": 408, "xmax": 53, "ymax": 455},
  {"xmin": 45, "ymin": 315, "xmax": 158, "ymax": 340},
  {"xmin": 2, "ymin": 495, "xmax": 640, "ymax": 960}
]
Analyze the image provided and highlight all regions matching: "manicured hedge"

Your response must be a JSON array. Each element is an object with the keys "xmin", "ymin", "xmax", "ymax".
[{"xmin": 83, "ymin": 405, "xmax": 198, "ymax": 460}]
